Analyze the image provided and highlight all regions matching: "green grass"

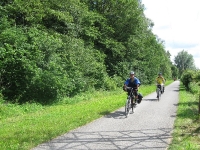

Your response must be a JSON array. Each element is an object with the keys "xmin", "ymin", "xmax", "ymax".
[
  {"xmin": 0, "ymin": 80, "xmax": 173, "ymax": 150},
  {"xmin": 168, "ymin": 83, "xmax": 200, "ymax": 150}
]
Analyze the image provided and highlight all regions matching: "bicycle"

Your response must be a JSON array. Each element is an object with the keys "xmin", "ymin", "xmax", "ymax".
[
  {"xmin": 125, "ymin": 87, "xmax": 137, "ymax": 117},
  {"xmin": 156, "ymin": 84, "xmax": 163, "ymax": 101}
]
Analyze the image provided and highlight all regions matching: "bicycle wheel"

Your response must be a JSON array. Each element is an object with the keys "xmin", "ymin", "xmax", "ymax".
[
  {"xmin": 132, "ymin": 98, "xmax": 136, "ymax": 113},
  {"xmin": 157, "ymin": 88, "xmax": 161, "ymax": 101},
  {"xmin": 159, "ymin": 89, "xmax": 161, "ymax": 100},
  {"xmin": 156, "ymin": 88, "xmax": 160, "ymax": 101},
  {"xmin": 125, "ymin": 97, "xmax": 131, "ymax": 117}
]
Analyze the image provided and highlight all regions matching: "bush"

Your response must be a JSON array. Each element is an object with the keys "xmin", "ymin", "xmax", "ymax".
[
  {"xmin": 189, "ymin": 82, "xmax": 199, "ymax": 94},
  {"xmin": 181, "ymin": 70, "xmax": 193, "ymax": 90}
]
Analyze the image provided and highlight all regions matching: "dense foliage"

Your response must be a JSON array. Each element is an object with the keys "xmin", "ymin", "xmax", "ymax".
[
  {"xmin": 181, "ymin": 70, "xmax": 200, "ymax": 92},
  {"xmin": 0, "ymin": 0, "xmax": 174, "ymax": 104}
]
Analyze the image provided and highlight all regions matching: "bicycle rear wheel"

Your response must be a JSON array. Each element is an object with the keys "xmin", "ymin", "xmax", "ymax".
[
  {"xmin": 131, "ymin": 98, "xmax": 136, "ymax": 113},
  {"xmin": 159, "ymin": 90, "xmax": 161, "ymax": 100}
]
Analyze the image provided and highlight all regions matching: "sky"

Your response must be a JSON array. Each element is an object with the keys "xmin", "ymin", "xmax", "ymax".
[{"xmin": 142, "ymin": 0, "xmax": 200, "ymax": 69}]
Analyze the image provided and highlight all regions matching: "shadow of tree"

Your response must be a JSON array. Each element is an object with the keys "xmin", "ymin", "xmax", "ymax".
[
  {"xmin": 178, "ymin": 101, "xmax": 199, "ymax": 107},
  {"xmin": 33, "ymin": 128, "xmax": 173, "ymax": 150},
  {"xmin": 142, "ymin": 98, "xmax": 158, "ymax": 102}
]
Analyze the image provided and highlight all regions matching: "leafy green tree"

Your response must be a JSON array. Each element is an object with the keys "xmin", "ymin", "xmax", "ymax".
[
  {"xmin": 174, "ymin": 50, "xmax": 196, "ymax": 76},
  {"xmin": 0, "ymin": 0, "xmax": 174, "ymax": 104},
  {"xmin": 171, "ymin": 65, "xmax": 179, "ymax": 79}
]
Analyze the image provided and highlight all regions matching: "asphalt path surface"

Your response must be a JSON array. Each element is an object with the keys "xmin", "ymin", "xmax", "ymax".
[{"xmin": 33, "ymin": 80, "xmax": 180, "ymax": 150}]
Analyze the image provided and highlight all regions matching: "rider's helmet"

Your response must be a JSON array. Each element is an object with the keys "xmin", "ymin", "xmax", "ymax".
[
  {"xmin": 158, "ymin": 72, "xmax": 162, "ymax": 75},
  {"xmin": 130, "ymin": 71, "xmax": 134, "ymax": 75}
]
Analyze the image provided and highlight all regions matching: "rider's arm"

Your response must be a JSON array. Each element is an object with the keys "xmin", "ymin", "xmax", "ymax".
[
  {"xmin": 124, "ymin": 79, "xmax": 129, "ymax": 89},
  {"xmin": 155, "ymin": 77, "xmax": 158, "ymax": 84},
  {"xmin": 136, "ymin": 84, "xmax": 139, "ymax": 90},
  {"xmin": 124, "ymin": 79, "xmax": 129, "ymax": 86},
  {"xmin": 162, "ymin": 77, "xmax": 165, "ymax": 83}
]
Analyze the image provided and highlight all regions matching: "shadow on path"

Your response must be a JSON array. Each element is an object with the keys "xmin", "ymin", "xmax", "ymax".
[
  {"xmin": 33, "ymin": 128, "xmax": 173, "ymax": 150},
  {"xmin": 142, "ymin": 98, "xmax": 158, "ymax": 102}
]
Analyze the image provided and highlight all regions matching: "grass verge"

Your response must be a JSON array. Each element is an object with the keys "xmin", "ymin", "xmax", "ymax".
[
  {"xmin": 0, "ymin": 80, "xmax": 173, "ymax": 150},
  {"xmin": 168, "ymin": 83, "xmax": 200, "ymax": 150}
]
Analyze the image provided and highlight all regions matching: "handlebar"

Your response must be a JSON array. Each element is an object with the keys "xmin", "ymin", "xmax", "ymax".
[
  {"xmin": 126, "ymin": 87, "xmax": 138, "ymax": 90},
  {"xmin": 126, "ymin": 87, "xmax": 133, "ymax": 90}
]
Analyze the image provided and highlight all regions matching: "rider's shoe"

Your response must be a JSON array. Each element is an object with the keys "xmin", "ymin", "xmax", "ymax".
[
  {"xmin": 157, "ymin": 96, "xmax": 158, "ymax": 98},
  {"xmin": 131, "ymin": 103, "xmax": 137, "ymax": 108}
]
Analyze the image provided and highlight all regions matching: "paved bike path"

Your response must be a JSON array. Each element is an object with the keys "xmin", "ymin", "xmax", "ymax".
[{"xmin": 33, "ymin": 81, "xmax": 180, "ymax": 150}]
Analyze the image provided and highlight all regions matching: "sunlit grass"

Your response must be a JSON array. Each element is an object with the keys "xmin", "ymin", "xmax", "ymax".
[
  {"xmin": 0, "ymin": 80, "xmax": 174, "ymax": 150},
  {"xmin": 168, "ymin": 83, "xmax": 200, "ymax": 150}
]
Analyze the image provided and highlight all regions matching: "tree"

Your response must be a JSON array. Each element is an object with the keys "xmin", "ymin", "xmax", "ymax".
[
  {"xmin": 174, "ymin": 50, "xmax": 196, "ymax": 76},
  {"xmin": 171, "ymin": 65, "xmax": 179, "ymax": 79},
  {"xmin": 0, "ymin": 0, "xmax": 174, "ymax": 103}
]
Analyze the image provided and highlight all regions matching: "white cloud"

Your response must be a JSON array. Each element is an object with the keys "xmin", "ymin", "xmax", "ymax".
[{"xmin": 142, "ymin": 0, "xmax": 200, "ymax": 69}]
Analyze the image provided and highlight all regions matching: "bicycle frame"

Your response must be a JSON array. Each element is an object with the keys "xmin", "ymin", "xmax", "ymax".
[
  {"xmin": 125, "ymin": 95, "xmax": 131, "ymax": 117},
  {"xmin": 127, "ymin": 87, "xmax": 137, "ymax": 102}
]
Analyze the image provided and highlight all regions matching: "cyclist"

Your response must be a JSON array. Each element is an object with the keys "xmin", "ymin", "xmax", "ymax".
[
  {"xmin": 123, "ymin": 71, "xmax": 142, "ymax": 105},
  {"xmin": 156, "ymin": 73, "xmax": 165, "ymax": 97}
]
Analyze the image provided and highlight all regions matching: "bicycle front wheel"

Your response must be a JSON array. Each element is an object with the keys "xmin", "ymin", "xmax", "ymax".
[
  {"xmin": 156, "ymin": 88, "xmax": 161, "ymax": 101},
  {"xmin": 125, "ymin": 97, "xmax": 131, "ymax": 117}
]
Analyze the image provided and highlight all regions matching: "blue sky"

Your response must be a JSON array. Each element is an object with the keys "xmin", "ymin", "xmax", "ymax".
[{"xmin": 142, "ymin": 0, "xmax": 200, "ymax": 69}]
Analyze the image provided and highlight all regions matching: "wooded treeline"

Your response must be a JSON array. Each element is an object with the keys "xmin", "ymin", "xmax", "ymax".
[{"xmin": 0, "ymin": 0, "xmax": 175, "ymax": 104}]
